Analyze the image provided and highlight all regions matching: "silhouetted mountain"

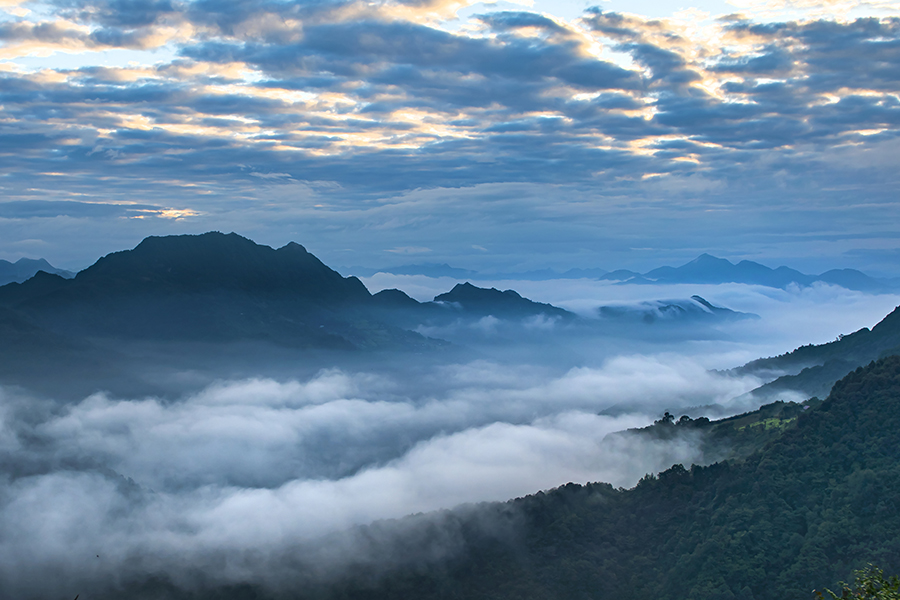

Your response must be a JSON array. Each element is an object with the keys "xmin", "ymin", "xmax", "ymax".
[
  {"xmin": 0, "ymin": 233, "xmax": 448, "ymax": 378},
  {"xmin": 597, "ymin": 294, "xmax": 757, "ymax": 323},
  {"xmin": 73, "ymin": 233, "xmax": 371, "ymax": 301},
  {"xmin": 371, "ymin": 288, "xmax": 422, "ymax": 308},
  {"xmin": 343, "ymin": 255, "xmax": 891, "ymax": 291},
  {"xmin": 0, "ymin": 257, "xmax": 74, "ymax": 285},
  {"xmin": 0, "ymin": 234, "xmax": 610, "ymax": 396},
  {"xmin": 737, "ymin": 303, "xmax": 900, "ymax": 399},
  {"xmin": 434, "ymin": 282, "xmax": 574, "ymax": 320}
]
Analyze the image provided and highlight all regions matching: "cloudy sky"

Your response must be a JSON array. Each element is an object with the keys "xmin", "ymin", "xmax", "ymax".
[{"xmin": 1, "ymin": 0, "xmax": 899, "ymax": 274}]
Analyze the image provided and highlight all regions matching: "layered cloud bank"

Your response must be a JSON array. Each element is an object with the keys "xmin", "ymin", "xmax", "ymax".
[
  {"xmin": 1, "ymin": 1, "xmax": 899, "ymax": 273},
  {"xmin": 0, "ymin": 355, "xmax": 760, "ymax": 596}
]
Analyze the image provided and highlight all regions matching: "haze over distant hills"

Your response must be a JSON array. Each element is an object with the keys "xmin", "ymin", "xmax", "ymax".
[
  {"xmin": 0, "ymin": 231, "xmax": 887, "ymax": 402},
  {"xmin": 346, "ymin": 253, "xmax": 894, "ymax": 292},
  {"xmin": 0, "ymin": 232, "xmax": 763, "ymax": 397},
  {"xmin": 0, "ymin": 257, "xmax": 73, "ymax": 285},
  {"xmin": 736, "ymin": 303, "xmax": 900, "ymax": 401}
]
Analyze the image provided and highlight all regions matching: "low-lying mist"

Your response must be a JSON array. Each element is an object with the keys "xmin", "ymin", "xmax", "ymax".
[
  {"xmin": 1, "ymin": 355, "xmax": 762, "ymax": 597},
  {"xmin": 4, "ymin": 278, "xmax": 898, "ymax": 597},
  {"xmin": 362, "ymin": 274, "xmax": 900, "ymax": 366}
]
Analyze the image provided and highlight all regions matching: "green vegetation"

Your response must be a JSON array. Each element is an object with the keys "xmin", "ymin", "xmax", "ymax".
[
  {"xmin": 738, "ymin": 305, "xmax": 900, "ymax": 399},
  {"xmin": 816, "ymin": 565, "xmax": 900, "ymax": 600}
]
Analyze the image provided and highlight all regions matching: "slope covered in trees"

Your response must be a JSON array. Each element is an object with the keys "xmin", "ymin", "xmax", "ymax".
[
  {"xmin": 313, "ymin": 356, "xmax": 900, "ymax": 600},
  {"xmin": 738, "ymin": 305, "xmax": 900, "ymax": 400}
]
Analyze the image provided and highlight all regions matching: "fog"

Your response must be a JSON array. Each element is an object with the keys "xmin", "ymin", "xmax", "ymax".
[
  {"xmin": 3, "ymin": 280, "xmax": 899, "ymax": 597},
  {"xmin": 362, "ymin": 274, "xmax": 900, "ymax": 367},
  {"xmin": 1, "ymin": 354, "xmax": 760, "ymax": 597}
]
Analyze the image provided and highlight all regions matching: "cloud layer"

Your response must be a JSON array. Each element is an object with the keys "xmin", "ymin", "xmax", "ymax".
[
  {"xmin": 0, "ymin": 1, "xmax": 899, "ymax": 272},
  {"xmin": 0, "ymin": 355, "xmax": 760, "ymax": 596}
]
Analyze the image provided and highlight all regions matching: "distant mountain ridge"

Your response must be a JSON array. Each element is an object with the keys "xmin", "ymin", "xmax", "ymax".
[
  {"xmin": 345, "ymin": 253, "xmax": 892, "ymax": 292},
  {"xmin": 0, "ymin": 233, "xmax": 590, "ymax": 395},
  {"xmin": 76, "ymin": 233, "xmax": 371, "ymax": 301},
  {"xmin": 632, "ymin": 253, "xmax": 889, "ymax": 291},
  {"xmin": 0, "ymin": 257, "xmax": 73, "ymax": 285},
  {"xmin": 0, "ymin": 233, "xmax": 404, "ymax": 348}
]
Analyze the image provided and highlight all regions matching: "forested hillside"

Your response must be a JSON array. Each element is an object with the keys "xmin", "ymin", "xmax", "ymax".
[
  {"xmin": 324, "ymin": 358, "xmax": 900, "ymax": 600},
  {"xmin": 739, "ymin": 305, "xmax": 900, "ymax": 399}
]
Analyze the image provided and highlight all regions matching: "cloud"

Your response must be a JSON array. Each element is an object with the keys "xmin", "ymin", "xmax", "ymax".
[
  {"xmin": 0, "ymin": 354, "xmax": 761, "ymax": 595},
  {"xmin": 1, "ymin": 4, "xmax": 900, "ymax": 273},
  {"xmin": 0, "ymin": 200, "xmax": 198, "ymax": 220},
  {"xmin": 386, "ymin": 245, "xmax": 432, "ymax": 254}
]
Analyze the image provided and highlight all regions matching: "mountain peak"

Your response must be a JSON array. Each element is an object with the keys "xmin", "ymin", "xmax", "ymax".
[
  {"xmin": 689, "ymin": 253, "xmax": 732, "ymax": 265},
  {"xmin": 0, "ymin": 257, "xmax": 74, "ymax": 286},
  {"xmin": 67, "ymin": 232, "xmax": 371, "ymax": 303},
  {"xmin": 434, "ymin": 282, "xmax": 569, "ymax": 318},
  {"xmin": 278, "ymin": 241, "xmax": 310, "ymax": 254}
]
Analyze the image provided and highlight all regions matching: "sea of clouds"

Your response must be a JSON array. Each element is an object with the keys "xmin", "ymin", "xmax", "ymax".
[
  {"xmin": 1, "ymin": 355, "xmax": 758, "ymax": 596},
  {"xmin": 2, "ymin": 281, "xmax": 899, "ymax": 597}
]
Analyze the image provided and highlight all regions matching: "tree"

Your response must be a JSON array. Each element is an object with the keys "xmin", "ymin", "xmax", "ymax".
[{"xmin": 815, "ymin": 565, "xmax": 900, "ymax": 600}]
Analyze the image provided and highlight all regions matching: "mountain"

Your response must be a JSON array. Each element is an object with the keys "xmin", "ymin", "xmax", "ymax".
[
  {"xmin": 433, "ymin": 282, "xmax": 575, "ymax": 320},
  {"xmin": 602, "ymin": 253, "xmax": 891, "ymax": 292},
  {"xmin": 0, "ymin": 234, "xmax": 593, "ymax": 395},
  {"xmin": 0, "ymin": 233, "xmax": 460, "ymax": 397},
  {"xmin": 0, "ymin": 257, "xmax": 74, "ymax": 285},
  {"xmin": 342, "ymin": 255, "xmax": 890, "ymax": 292},
  {"xmin": 738, "ymin": 304, "xmax": 900, "ymax": 399},
  {"xmin": 110, "ymin": 355, "xmax": 900, "ymax": 600},
  {"xmin": 597, "ymin": 294, "xmax": 757, "ymax": 323},
  {"xmin": 0, "ymin": 232, "xmax": 383, "ymax": 345}
]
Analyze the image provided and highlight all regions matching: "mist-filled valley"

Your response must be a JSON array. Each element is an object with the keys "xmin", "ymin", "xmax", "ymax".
[{"xmin": 2, "ymin": 233, "xmax": 900, "ymax": 598}]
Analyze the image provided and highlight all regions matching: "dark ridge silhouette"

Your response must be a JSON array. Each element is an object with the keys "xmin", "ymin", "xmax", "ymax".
[
  {"xmin": 371, "ymin": 288, "xmax": 422, "ymax": 308},
  {"xmin": 433, "ymin": 282, "xmax": 574, "ymax": 319},
  {"xmin": 0, "ymin": 257, "xmax": 74, "ymax": 286},
  {"xmin": 73, "ymin": 232, "xmax": 371, "ymax": 302}
]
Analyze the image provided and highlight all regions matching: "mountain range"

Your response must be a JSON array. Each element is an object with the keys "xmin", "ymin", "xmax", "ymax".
[
  {"xmin": 1, "ymin": 232, "xmax": 895, "ymax": 402},
  {"xmin": 344, "ymin": 253, "xmax": 894, "ymax": 292},
  {"xmin": 618, "ymin": 253, "xmax": 891, "ymax": 291},
  {"xmin": 0, "ymin": 233, "xmax": 750, "ymax": 354},
  {"xmin": 0, "ymin": 233, "xmax": 592, "ymax": 396},
  {"xmin": 0, "ymin": 257, "xmax": 73, "ymax": 285}
]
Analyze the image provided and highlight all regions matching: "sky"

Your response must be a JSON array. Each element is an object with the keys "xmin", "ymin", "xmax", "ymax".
[{"xmin": 1, "ymin": 0, "xmax": 900, "ymax": 275}]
